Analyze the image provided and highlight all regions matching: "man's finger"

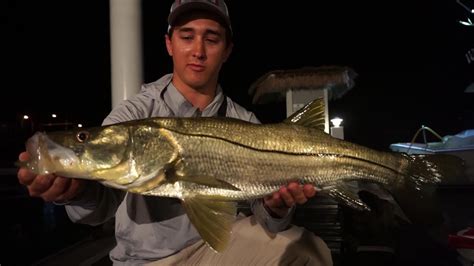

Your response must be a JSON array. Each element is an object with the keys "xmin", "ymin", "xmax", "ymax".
[
  {"xmin": 288, "ymin": 183, "xmax": 307, "ymax": 205},
  {"xmin": 19, "ymin": 152, "xmax": 30, "ymax": 162},
  {"xmin": 264, "ymin": 192, "xmax": 280, "ymax": 208},
  {"xmin": 28, "ymin": 175, "xmax": 55, "ymax": 196},
  {"xmin": 279, "ymin": 186, "xmax": 295, "ymax": 207},
  {"xmin": 18, "ymin": 168, "xmax": 36, "ymax": 186},
  {"xmin": 61, "ymin": 179, "xmax": 85, "ymax": 201},
  {"xmin": 40, "ymin": 177, "xmax": 71, "ymax": 202},
  {"xmin": 303, "ymin": 184, "xmax": 316, "ymax": 198}
]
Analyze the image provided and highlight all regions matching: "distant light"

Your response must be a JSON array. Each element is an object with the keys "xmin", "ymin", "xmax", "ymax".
[
  {"xmin": 331, "ymin": 117, "xmax": 343, "ymax": 127},
  {"xmin": 456, "ymin": 0, "xmax": 474, "ymax": 13},
  {"xmin": 459, "ymin": 18, "xmax": 474, "ymax": 26},
  {"xmin": 23, "ymin": 115, "xmax": 29, "ymax": 120},
  {"xmin": 51, "ymin": 114, "xmax": 57, "ymax": 118},
  {"xmin": 77, "ymin": 124, "xmax": 83, "ymax": 128}
]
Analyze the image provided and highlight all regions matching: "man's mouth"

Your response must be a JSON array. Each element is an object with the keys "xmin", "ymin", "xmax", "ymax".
[{"xmin": 188, "ymin": 64, "xmax": 205, "ymax": 72}]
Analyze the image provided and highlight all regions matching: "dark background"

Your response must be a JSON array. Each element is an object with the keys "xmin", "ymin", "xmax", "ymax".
[
  {"xmin": 1, "ymin": 0, "xmax": 473, "ymax": 264},
  {"xmin": 3, "ymin": 0, "xmax": 473, "ymax": 156}
]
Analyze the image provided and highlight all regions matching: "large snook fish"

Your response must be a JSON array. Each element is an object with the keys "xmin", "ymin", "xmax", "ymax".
[{"xmin": 20, "ymin": 98, "xmax": 464, "ymax": 252}]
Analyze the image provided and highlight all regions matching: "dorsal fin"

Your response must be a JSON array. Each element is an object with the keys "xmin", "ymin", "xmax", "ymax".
[{"xmin": 283, "ymin": 97, "xmax": 326, "ymax": 130}]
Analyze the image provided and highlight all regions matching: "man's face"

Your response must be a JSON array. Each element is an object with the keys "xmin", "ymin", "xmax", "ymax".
[{"xmin": 166, "ymin": 18, "xmax": 232, "ymax": 91}]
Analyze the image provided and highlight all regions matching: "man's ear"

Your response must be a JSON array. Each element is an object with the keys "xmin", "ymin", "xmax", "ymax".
[
  {"xmin": 223, "ymin": 42, "xmax": 233, "ymax": 63},
  {"xmin": 165, "ymin": 34, "xmax": 173, "ymax": 56}
]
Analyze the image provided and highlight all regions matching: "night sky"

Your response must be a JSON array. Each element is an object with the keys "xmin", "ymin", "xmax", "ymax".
[{"xmin": 3, "ymin": 0, "xmax": 474, "ymax": 160}]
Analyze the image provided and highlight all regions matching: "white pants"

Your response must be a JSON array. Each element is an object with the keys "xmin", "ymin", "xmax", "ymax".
[{"xmin": 147, "ymin": 215, "xmax": 333, "ymax": 266}]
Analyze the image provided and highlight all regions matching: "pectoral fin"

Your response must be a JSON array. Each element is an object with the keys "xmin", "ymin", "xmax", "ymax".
[
  {"xmin": 179, "ymin": 176, "xmax": 242, "ymax": 191},
  {"xmin": 182, "ymin": 196, "xmax": 236, "ymax": 252},
  {"xmin": 167, "ymin": 158, "xmax": 241, "ymax": 191},
  {"xmin": 328, "ymin": 183, "xmax": 371, "ymax": 211}
]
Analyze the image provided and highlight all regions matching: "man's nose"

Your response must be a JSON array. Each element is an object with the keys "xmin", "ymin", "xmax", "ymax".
[{"xmin": 192, "ymin": 39, "xmax": 206, "ymax": 60}]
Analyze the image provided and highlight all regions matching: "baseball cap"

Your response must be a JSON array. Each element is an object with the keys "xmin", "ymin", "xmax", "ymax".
[{"xmin": 168, "ymin": 0, "xmax": 232, "ymax": 35}]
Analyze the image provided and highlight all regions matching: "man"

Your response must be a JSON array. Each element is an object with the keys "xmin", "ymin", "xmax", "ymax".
[{"xmin": 17, "ymin": 0, "xmax": 332, "ymax": 264}]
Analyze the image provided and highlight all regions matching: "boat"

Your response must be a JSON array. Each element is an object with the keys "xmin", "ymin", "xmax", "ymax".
[
  {"xmin": 389, "ymin": 126, "xmax": 474, "ymax": 184},
  {"xmin": 390, "ymin": 126, "xmax": 474, "ymax": 264}
]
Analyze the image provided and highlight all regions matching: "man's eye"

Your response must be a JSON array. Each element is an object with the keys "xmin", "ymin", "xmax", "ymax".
[
  {"xmin": 206, "ymin": 39, "xmax": 218, "ymax": 43},
  {"xmin": 181, "ymin": 36, "xmax": 193, "ymax": 40}
]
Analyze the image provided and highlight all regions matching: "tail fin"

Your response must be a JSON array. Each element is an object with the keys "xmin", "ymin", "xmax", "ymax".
[
  {"xmin": 391, "ymin": 153, "xmax": 465, "ymax": 227},
  {"xmin": 402, "ymin": 153, "xmax": 466, "ymax": 186}
]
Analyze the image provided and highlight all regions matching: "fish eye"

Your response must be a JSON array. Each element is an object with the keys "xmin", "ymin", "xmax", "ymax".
[{"xmin": 76, "ymin": 131, "xmax": 90, "ymax": 143}]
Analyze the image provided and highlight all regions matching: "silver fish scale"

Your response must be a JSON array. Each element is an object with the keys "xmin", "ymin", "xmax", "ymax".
[
  {"xmin": 146, "ymin": 129, "xmax": 403, "ymax": 201},
  {"xmin": 155, "ymin": 118, "xmax": 408, "ymax": 175}
]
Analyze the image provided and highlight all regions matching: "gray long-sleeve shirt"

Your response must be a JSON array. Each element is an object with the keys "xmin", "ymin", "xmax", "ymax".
[{"xmin": 65, "ymin": 74, "xmax": 295, "ymax": 265}]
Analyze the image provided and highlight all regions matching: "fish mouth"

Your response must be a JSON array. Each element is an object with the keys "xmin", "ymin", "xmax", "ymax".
[{"xmin": 26, "ymin": 132, "xmax": 81, "ymax": 176}]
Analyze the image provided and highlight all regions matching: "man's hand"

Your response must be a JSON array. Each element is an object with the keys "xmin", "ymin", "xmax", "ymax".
[
  {"xmin": 17, "ymin": 152, "xmax": 86, "ymax": 202},
  {"xmin": 263, "ymin": 182, "xmax": 316, "ymax": 218}
]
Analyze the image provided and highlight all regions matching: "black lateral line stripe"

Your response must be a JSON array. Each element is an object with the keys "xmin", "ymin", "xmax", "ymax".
[{"xmin": 163, "ymin": 128, "xmax": 405, "ymax": 177}]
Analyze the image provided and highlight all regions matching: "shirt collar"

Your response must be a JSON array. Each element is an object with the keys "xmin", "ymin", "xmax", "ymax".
[{"xmin": 162, "ymin": 81, "xmax": 225, "ymax": 117}]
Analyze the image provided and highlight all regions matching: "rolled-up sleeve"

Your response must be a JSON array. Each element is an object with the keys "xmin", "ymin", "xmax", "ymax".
[
  {"xmin": 250, "ymin": 198, "xmax": 296, "ymax": 233},
  {"xmin": 65, "ymin": 182, "xmax": 125, "ymax": 226}
]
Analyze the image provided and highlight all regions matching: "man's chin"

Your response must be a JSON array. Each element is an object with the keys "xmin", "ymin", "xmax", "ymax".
[{"xmin": 185, "ymin": 77, "xmax": 211, "ymax": 90}]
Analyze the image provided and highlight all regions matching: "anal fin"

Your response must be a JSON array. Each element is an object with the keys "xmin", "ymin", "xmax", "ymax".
[
  {"xmin": 182, "ymin": 196, "xmax": 236, "ymax": 252},
  {"xmin": 328, "ymin": 183, "xmax": 371, "ymax": 211}
]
